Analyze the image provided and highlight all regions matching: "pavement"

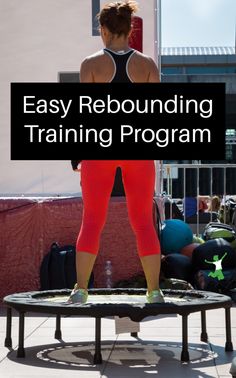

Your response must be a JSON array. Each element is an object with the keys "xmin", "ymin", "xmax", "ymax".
[{"xmin": 0, "ymin": 304, "xmax": 236, "ymax": 378}]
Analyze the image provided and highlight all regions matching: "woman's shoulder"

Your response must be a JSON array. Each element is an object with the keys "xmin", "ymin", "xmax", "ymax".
[
  {"xmin": 132, "ymin": 50, "xmax": 157, "ymax": 67},
  {"xmin": 130, "ymin": 50, "xmax": 159, "ymax": 81},
  {"xmin": 80, "ymin": 50, "xmax": 109, "ymax": 72},
  {"xmin": 132, "ymin": 49, "xmax": 152, "ymax": 59},
  {"xmin": 82, "ymin": 49, "xmax": 107, "ymax": 63}
]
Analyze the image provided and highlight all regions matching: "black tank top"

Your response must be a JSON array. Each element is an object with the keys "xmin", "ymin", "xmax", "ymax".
[{"xmin": 104, "ymin": 48, "xmax": 135, "ymax": 83}]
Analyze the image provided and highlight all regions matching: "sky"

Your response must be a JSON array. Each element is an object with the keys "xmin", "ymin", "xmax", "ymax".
[{"xmin": 162, "ymin": 0, "xmax": 236, "ymax": 47}]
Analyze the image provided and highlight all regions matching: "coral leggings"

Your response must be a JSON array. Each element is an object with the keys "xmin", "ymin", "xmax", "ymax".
[{"xmin": 76, "ymin": 160, "xmax": 160, "ymax": 257}]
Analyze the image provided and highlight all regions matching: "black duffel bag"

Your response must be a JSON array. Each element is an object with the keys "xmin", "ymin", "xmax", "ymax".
[
  {"xmin": 194, "ymin": 268, "xmax": 236, "ymax": 295},
  {"xmin": 192, "ymin": 238, "xmax": 236, "ymax": 272}
]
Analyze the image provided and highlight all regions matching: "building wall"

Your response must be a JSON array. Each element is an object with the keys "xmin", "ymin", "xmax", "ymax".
[{"xmin": 0, "ymin": 0, "xmax": 156, "ymax": 195}]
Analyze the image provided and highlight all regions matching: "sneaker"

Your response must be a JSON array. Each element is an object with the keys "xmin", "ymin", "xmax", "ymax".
[
  {"xmin": 67, "ymin": 285, "xmax": 88, "ymax": 304},
  {"xmin": 146, "ymin": 289, "xmax": 165, "ymax": 304}
]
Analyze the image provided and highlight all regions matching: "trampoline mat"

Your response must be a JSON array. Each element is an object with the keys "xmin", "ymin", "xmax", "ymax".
[{"xmin": 40, "ymin": 293, "xmax": 188, "ymax": 304}]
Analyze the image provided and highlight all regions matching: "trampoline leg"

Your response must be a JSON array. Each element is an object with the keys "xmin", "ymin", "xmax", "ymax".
[
  {"xmin": 181, "ymin": 315, "xmax": 190, "ymax": 362},
  {"xmin": 200, "ymin": 310, "xmax": 208, "ymax": 342},
  {"xmin": 17, "ymin": 312, "xmax": 25, "ymax": 358},
  {"xmin": 5, "ymin": 307, "xmax": 12, "ymax": 348},
  {"xmin": 225, "ymin": 308, "xmax": 233, "ymax": 352},
  {"xmin": 55, "ymin": 314, "xmax": 62, "ymax": 339},
  {"xmin": 93, "ymin": 317, "xmax": 102, "ymax": 365}
]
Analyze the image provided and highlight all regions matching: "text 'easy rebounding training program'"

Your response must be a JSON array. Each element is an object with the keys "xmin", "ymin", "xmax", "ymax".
[{"xmin": 11, "ymin": 82, "xmax": 226, "ymax": 160}]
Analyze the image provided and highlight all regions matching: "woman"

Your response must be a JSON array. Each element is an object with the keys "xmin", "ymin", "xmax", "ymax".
[{"xmin": 69, "ymin": 1, "xmax": 164, "ymax": 304}]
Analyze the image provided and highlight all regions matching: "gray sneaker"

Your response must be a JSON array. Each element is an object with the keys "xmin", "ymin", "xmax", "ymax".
[
  {"xmin": 146, "ymin": 289, "xmax": 165, "ymax": 303},
  {"xmin": 67, "ymin": 285, "xmax": 88, "ymax": 304}
]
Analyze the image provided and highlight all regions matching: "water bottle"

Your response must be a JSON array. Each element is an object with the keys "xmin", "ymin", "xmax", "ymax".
[{"xmin": 105, "ymin": 260, "xmax": 113, "ymax": 288}]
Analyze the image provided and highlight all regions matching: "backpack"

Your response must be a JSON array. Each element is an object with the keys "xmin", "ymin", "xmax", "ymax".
[
  {"xmin": 203, "ymin": 222, "xmax": 236, "ymax": 251},
  {"xmin": 40, "ymin": 242, "xmax": 94, "ymax": 290}
]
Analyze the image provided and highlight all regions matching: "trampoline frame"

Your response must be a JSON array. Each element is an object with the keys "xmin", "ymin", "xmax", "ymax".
[{"xmin": 3, "ymin": 288, "xmax": 233, "ymax": 364}]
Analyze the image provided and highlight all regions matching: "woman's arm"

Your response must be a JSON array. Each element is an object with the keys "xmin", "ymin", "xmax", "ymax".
[
  {"xmin": 147, "ymin": 57, "xmax": 160, "ymax": 83},
  {"xmin": 80, "ymin": 58, "xmax": 94, "ymax": 83},
  {"xmin": 70, "ymin": 57, "xmax": 94, "ymax": 171}
]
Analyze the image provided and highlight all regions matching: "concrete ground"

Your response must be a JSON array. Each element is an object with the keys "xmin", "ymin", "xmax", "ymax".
[{"xmin": 0, "ymin": 305, "xmax": 236, "ymax": 378}]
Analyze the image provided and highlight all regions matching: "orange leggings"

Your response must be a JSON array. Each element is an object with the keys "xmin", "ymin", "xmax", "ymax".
[{"xmin": 76, "ymin": 160, "xmax": 160, "ymax": 257}]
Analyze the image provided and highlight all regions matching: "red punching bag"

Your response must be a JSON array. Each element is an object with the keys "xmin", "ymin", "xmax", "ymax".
[{"xmin": 129, "ymin": 16, "xmax": 143, "ymax": 52}]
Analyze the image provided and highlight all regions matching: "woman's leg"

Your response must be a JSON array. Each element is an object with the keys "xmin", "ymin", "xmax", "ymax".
[
  {"xmin": 139, "ymin": 254, "xmax": 162, "ymax": 293},
  {"xmin": 121, "ymin": 161, "xmax": 162, "ymax": 294},
  {"xmin": 75, "ymin": 161, "xmax": 117, "ymax": 289}
]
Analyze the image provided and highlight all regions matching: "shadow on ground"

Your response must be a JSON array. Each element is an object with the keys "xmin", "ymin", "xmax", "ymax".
[{"xmin": 6, "ymin": 339, "xmax": 233, "ymax": 377}]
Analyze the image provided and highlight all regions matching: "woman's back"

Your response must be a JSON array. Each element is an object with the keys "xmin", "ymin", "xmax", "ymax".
[
  {"xmin": 80, "ymin": 0, "xmax": 159, "ymax": 83},
  {"xmin": 80, "ymin": 49, "xmax": 159, "ymax": 83}
]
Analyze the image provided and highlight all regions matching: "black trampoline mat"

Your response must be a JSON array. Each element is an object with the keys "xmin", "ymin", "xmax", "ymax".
[{"xmin": 40, "ymin": 293, "xmax": 188, "ymax": 304}]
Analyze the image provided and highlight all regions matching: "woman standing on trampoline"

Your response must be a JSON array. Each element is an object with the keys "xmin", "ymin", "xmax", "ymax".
[{"xmin": 69, "ymin": 0, "xmax": 164, "ymax": 304}]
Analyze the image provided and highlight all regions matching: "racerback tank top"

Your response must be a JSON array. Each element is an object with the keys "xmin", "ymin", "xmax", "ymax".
[{"xmin": 103, "ymin": 48, "xmax": 135, "ymax": 83}]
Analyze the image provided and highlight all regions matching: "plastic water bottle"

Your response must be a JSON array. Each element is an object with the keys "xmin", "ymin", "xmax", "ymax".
[{"xmin": 105, "ymin": 260, "xmax": 113, "ymax": 288}]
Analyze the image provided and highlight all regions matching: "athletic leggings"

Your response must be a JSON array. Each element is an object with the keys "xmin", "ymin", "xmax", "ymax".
[{"xmin": 76, "ymin": 160, "xmax": 160, "ymax": 257}]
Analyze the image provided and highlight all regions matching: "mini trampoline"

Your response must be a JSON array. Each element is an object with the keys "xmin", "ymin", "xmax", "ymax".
[{"xmin": 4, "ymin": 288, "xmax": 233, "ymax": 364}]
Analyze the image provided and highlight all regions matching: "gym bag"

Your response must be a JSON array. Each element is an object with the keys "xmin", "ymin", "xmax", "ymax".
[
  {"xmin": 40, "ymin": 242, "xmax": 94, "ymax": 290},
  {"xmin": 194, "ymin": 268, "xmax": 236, "ymax": 295},
  {"xmin": 203, "ymin": 222, "xmax": 236, "ymax": 250},
  {"xmin": 191, "ymin": 238, "xmax": 236, "ymax": 272}
]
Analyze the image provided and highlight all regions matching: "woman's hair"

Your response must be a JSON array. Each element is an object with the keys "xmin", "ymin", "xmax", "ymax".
[{"xmin": 98, "ymin": 1, "xmax": 138, "ymax": 36}]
